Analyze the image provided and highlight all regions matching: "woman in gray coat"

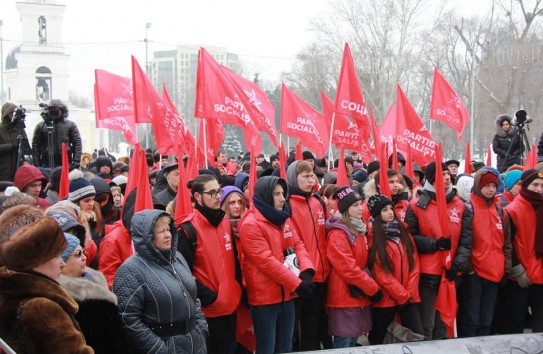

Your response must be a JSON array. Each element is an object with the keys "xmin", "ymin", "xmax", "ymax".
[{"xmin": 113, "ymin": 210, "xmax": 208, "ymax": 354}]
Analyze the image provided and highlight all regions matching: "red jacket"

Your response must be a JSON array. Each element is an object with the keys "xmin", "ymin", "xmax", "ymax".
[
  {"xmin": 98, "ymin": 220, "xmax": 134, "ymax": 289},
  {"xmin": 326, "ymin": 218, "xmax": 379, "ymax": 308},
  {"xmin": 238, "ymin": 207, "xmax": 314, "ymax": 306},
  {"xmin": 181, "ymin": 210, "xmax": 241, "ymax": 317},
  {"xmin": 288, "ymin": 194, "xmax": 330, "ymax": 282},
  {"xmin": 506, "ymin": 194, "xmax": 543, "ymax": 284},
  {"xmin": 469, "ymin": 194, "xmax": 510, "ymax": 282}
]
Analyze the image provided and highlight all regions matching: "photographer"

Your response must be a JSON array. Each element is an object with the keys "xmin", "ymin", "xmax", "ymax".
[
  {"xmin": 32, "ymin": 99, "xmax": 82, "ymax": 169},
  {"xmin": 493, "ymin": 114, "xmax": 524, "ymax": 173},
  {"xmin": 0, "ymin": 102, "xmax": 32, "ymax": 181}
]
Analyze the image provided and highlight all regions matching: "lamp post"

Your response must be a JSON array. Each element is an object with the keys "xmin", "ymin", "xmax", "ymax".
[{"xmin": 0, "ymin": 19, "xmax": 4, "ymax": 105}]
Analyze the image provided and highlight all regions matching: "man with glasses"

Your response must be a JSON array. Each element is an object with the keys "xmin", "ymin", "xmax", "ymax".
[
  {"xmin": 178, "ymin": 174, "xmax": 241, "ymax": 354},
  {"xmin": 286, "ymin": 160, "xmax": 331, "ymax": 350}
]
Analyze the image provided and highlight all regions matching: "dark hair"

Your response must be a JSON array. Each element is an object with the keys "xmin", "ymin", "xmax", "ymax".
[
  {"xmin": 368, "ymin": 212, "xmax": 415, "ymax": 274},
  {"xmin": 188, "ymin": 174, "xmax": 218, "ymax": 196}
]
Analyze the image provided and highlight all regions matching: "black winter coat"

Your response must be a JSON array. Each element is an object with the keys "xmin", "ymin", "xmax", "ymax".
[
  {"xmin": 0, "ymin": 117, "xmax": 30, "ymax": 181},
  {"xmin": 32, "ymin": 117, "xmax": 82, "ymax": 168},
  {"xmin": 492, "ymin": 114, "xmax": 523, "ymax": 172}
]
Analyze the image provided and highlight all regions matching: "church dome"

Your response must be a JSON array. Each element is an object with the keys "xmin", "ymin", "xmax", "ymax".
[{"xmin": 6, "ymin": 45, "xmax": 21, "ymax": 70}]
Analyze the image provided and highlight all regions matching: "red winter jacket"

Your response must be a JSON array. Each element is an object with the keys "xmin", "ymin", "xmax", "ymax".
[
  {"xmin": 180, "ymin": 210, "xmax": 241, "ymax": 317},
  {"xmin": 238, "ymin": 207, "xmax": 314, "ymax": 306},
  {"xmin": 371, "ymin": 234, "xmax": 420, "ymax": 308},
  {"xmin": 99, "ymin": 220, "xmax": 134, "ymax": 289},
  {"xmin": 325, "ymin": 217, "xmax": 379, "ymax": 308},
  {"xmin": 289, "ymin": 194, "xmax": 330, "ymax": 282},
  {"xmin": 506, "ymin": 194, "xmax": 543, "ymax": 284}
]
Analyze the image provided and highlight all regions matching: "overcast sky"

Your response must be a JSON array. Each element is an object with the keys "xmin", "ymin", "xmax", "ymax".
[{"xmin": 1, "ymin": 0, "xmax": 492, "ymax": 98}]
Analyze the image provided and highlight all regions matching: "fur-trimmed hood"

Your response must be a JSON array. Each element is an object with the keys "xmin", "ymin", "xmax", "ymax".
[
  {"xmin": 495, "ymin": 114, "xmax": 517, "ymax": 137},
  {"xmin": 59, "ymin": 267, "xmax": 117, "ymax": 305}
]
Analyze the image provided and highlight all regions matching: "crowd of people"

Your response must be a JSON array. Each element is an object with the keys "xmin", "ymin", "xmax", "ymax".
[{"xmin": 1, "ymin": 101, "xmax": 543, "ymax": 354}]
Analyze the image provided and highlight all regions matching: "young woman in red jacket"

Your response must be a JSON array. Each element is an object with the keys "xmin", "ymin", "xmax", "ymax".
[
  {"xmin": 326, "ymin": 186, "xmax": 383, "ymax": 348},
  {"xmin": 367, "ymin": 194, "xmax": 423, "ymax": 345}
]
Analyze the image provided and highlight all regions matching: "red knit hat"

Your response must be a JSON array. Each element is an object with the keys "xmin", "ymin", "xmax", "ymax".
[{"xmin": 480, "ymin": 172, "xmax": 499, "ymax": 188}]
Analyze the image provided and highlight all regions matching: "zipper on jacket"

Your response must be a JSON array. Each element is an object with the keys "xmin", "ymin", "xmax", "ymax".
[{"xmin": 306, "ymin": 197, "xmax": 325, "ymax": 280}]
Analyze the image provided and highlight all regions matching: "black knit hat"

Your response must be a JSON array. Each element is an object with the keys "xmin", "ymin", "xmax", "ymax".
[
  {"xmin": 521, "ymin": 169, "xmax": 543, "ymax": 189},
  {"xmin": 367, "ymin": 194, "xmax": 394, "ymax": 219},
  {"xmin": 333, "ymin": 186, "xmax": 362, "ymax": 213},
  {"xmin": 302, "ymin": 151, "xmax": 315, "ymax": 161},
  {"xmin": 424, "ymin": 161, "xmax": 448, "ymax": 185},
  {"xmin": 367, "ymin": 161, "xmax": 380, "ymax": 176}
]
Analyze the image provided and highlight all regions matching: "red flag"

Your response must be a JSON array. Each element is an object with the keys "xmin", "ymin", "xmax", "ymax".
[
  {"xmin": 197, "ymin": 118, "xmax": 224, "ymax": 169},
  {"xmin": 464, "ymin": 143, "xmax": 473, "ymax": 174},
  {"xmin": 404, "ymin": 145, "xmax": 415, "ymax": 181},
  {"xmin": 335, "ymin": 43, "xmax": 370, "ymax": 139},
  {"xmin": 336, "ymin": 148, "xmax": 349, "ymax": 187},
  {"xmin": 278, "ymin": 142, "xmax": 287, "ymax": 179},
  {"xmin": 174, "ymin": 150, "xmax": 193, "ymax": 224},
  {"xmin": 195, "ymin": 48, "xmax": 269, "ymax": 152},
  {"xmin": 434, "ymin": 143, "xmax": 457, "ymax": 338},
  {"xmin": 94, "ymin": 70, "xmax": 137, "ymax": 144},
  {"xmin": 280, "ymin": 84, "xmax": 329, "ymax": 157},
  {"xmin": 430, "ymin": 68, "xmax": 470, "ymax": 141},
  {"xmin": 124, "ymin": 143, "xmax": 142, "ymax": 199},
  {"xmin": 379, "ymin": 144, "xmax": 392, "ymax": 199},
  {"xmin": 392, "ymin": 142, "xmax": 399, "ymax": 172},
  {"xmin": 132, "ymin": 56, "xmax": 181, "ymax": 155},
  {"xmin": 486, "ymin": 145, "xmax": 492, "ymax": 168},
  {"xmin": 59, "ymin": 143, "xmax": 70, "ymax": 200},
  {"xmin": 163, "ymin": 84, "xmax": 196, "ymax": 156},
  {"xmin": 380, "ymin": 86, "xmax": 436, "ymax": 166},
  {"xmin": 370, "ymin": 107, "xmax": 382, "ymax": 162},
  {"xmin": 524, "ymin": 144, "xmax": 538, "ymax": 169},
  {"xmin": 248, "ymin": 144, "xmax": 257, "ymax": 202},
  {"xmin": 295, "ymin": 142, "xmax": 303, "ymax": 162},
  {"xmin": 236, "ymin": 304, "xmax": 256, "ymax": 352},
  {"xmin": 134, "ymin": 146, "xmax": 153, "ymax": 213}
]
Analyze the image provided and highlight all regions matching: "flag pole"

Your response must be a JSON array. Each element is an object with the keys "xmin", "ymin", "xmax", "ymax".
[
  {"xmin": 203, "ymin": 118, "xmax": 209, "ymax": 168},
  {"xmin": 328, "ymin": 112, "xmax": 336, "ymax": 170}
]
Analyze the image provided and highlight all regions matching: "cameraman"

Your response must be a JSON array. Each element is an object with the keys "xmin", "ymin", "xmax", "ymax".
[
  {"xmin": 493, "ymin": 114, "xmax": 523, "ymax": 173},
  {"xmin": 31, "ymin": 99, "xmax": 82, "ymax": 169},
  {"xmin": 0, "ymin": 102, "xmax": 31, "ymax": 181}
]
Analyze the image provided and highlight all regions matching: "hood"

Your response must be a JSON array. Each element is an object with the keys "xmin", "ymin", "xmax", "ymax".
[
  {"xmin": 130, "ymin": 209, "xmax": 178, "ymax": 264},
  {"xmin": 286, "ymin": 161, "xmax": 300, "ymax": 189},
  {"xmin": 495, "ymin": 114, "xmax": 516, "ymax": 137},
  {"xmin": 254, "ymin": 176, "xmax": 288, "ymax": 206},
  {"xmin": 472, "ymin": 168, "xmax": 499, "ymax": 200},
  {"xmin": 13, "ymin": 165, "xmax": 47, "ymax": 191}
]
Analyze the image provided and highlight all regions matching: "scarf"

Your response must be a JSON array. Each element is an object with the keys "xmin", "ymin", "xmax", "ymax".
[
  {"xmin": 253, "ymin": 196, "xmax": 291, "ymax": 227},
  {"xmin": 384, "ymin": 220, "xmax": 401, "ymax": 241},
  {"xmin": 520, "ymin": 188, "xmax": 543, "ymax": 258},
  {"xmin": 194, "ymin": 202, "xmax": 226, "ymax": 228},
  {"xmin": 333, "ymin": 210, "xmax": 367, "ymax": 245}
]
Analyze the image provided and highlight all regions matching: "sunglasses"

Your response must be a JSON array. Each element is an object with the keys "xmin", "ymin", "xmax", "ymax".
[{"xmin": 71, "ymin": 249, "xmax": 85, "ymax": 258}]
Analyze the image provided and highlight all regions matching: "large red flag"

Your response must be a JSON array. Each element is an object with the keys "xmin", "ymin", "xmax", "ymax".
[
  {"xmin": 379, "ymin": 144, "xmax": 392, "ymax": 199},
  {"xmin": 334, "ymin": 43, "xmax": 370, "ymax": 139},
  {"xmin": 94, "ymin": 70, "xmax": 138, "ymax": 145},
  {"xmin": 198, "ymin": 118, "xmax": 224, "ymax": 169},
  {"xmin": 464, "ymin": 143, "xmax": 473, "ymax": 174},
  {"xmin": 59, "ymin": 143, "xmax": 70, "ymax": 200},
  {"xmin": 486, "ymin": 144, "xmax": 492, "ymax": 167},
  {"xmin": 370, "ymin": 107, "xmax": 382, "ymax": 162},
  {"xmin": 163, "ymin": 84, "xmax": 196, "ymax": 156},
  {"xmin": 404, "ymin": 145, "xmax": 415, "ymax": 181},
  {"xmin": 278, "ymin": 142, "xmax": 287, "ymax": 179},
  {"xmin": 295, "ymin": 142, "xmax": 303, "ymax": 162},
  {"xmin": 336, "ymin": 148, "xmax": 349, "ymax": 187},
  {"xmin": 174, "ymin": 149, "xmax": 193, "ymax": 224},
  {"xmin": 430, "ymin": 68, "xmax": 470, "ymax": 141},
  {"xmin": 195, "ymin": 48, "xmax": 270, "ymax": 152},
  {"xmin": 280, "ymin": 84, "xmax": 329, "ymax": 157},
  {"xmin": 134, "ymin": 146, "xmax": 153, "ymax": 213},
  {"xmin": 524, "ymin": 144, "xmax": 538, "ymax": 169},
  {"xmin": 380, "ymin": 86, "xmax": 436, "ymax": 166},
  {"xmin": 434, "ymin": 143, "xmax": 457, "ymax": 338},
  {"xmin": 391, "ymin": 142, "xmax": 399, "ymax": 172},
  {"xmin": 124, "ymin": 144, "xmax": 141, "ymax": 199}
]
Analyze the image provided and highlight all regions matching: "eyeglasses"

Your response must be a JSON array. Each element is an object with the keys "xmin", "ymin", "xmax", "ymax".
[
  {"xmin": 71, "ymin": 249, "xmax": 85, "ymax": 258},
  {"xmin": 202, "ymin": 189, "xmax": 223, "ymax": 198}
]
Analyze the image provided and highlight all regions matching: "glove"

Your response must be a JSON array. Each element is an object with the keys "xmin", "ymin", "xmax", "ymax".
[
  {"xmin": 299, "ymin": 269, "xmax": 315, "ymax": 282},
  {"xmin": 368, "ymin": 289, "xmax": 384, "ymax": 303},
  {"xmin": 348, "ymin": 285, "xmax": 365, "ymax": 298},
  {"xmin": 444, "ymin": 264, "xmax": 459, "ymax": 281},
  {"xmin": 294, "ymin": 280, "xmax": 316, "ymax": 298},
  {"xmin": 196, "ymin": 281, "xmax": 218, "ymax": 307},
  {"xmin": 435, "ymin": 236, "xmax": 452, "ymax": 251},
  {"xmin": 516, "ymin": 271, "xmax": 532, "ymax": 288}
]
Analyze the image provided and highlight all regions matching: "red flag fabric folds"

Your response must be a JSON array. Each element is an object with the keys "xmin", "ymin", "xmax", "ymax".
[
  {"xmin": 280, "ymin": 84, "xmax": 329, "ymax": 157},
  {"xmin": 379, "ymin": 144, "xmax": 392, "ymax": 199},
  {"xmin": 486, "ymin": 145, "xmax": 492, "ymax": 168},
  {"xmin": 336, "ymin": 149, "xmax": 349, "ymax": 187},
  {"xmin": 174, "ymin": 150, "xmax": 193, "ymax": 224},
  {"xmin": 198, "ymin": 119, "xmax": 224, "ymax": 169},
  {"xmin": 163, "ymin": 84, "xmax": 196, "ymax": 156},
  {"xmin": 94, "ymin": 70, "xmax": 137, "ymax": 145},
  {"xmin": 464, "ymin": 143, "xmax": 473, "ymax": 174},
  {"xmin": 59, "ymin": 143, "xmax": 70, "ymax": 200},
  {"xmin": 430, "ymin": 68, "xmax": 470, "ymax": 141}
]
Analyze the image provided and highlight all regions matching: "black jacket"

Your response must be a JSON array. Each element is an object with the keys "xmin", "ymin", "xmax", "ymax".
[
  {"xmin": 0, "ymin": 117, "xmax": 30, "ymax": 180},
  {"xmin": 492, "ymin": 114, "xmax": 523, "ymax": 171},
  {"xmin": 32, "ymin": 117, "xmax": 82, "ymax": 168}
]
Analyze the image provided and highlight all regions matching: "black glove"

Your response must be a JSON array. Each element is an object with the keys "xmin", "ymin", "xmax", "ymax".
[
  {"xmin": 196, "ymin": 280, "xmax": 218, "ymax": 307},
  {"xmin": 294, "ymin": 280, "xmax": 316, "ymax": 298},
  {"xmin": 499, "ymin": 273, "xmax": 510, "ymax": 286},
  {"xmin": 299, "ymin": 269, "xmax": 315, "ymax": 282},
  {"xmin": 444, "ymin": 264, "xmax": 459, "ymax": 281},
  {"xmin": 435, "ymin": 236, "xmax": 452, "ymax": 251},
  {"xmin": 348, "ymin": 285, "xmax": 365, "ymax": 298},
  {"xmin": 368, "ymin": 289, "xmax": 384, "ymax": 303}
]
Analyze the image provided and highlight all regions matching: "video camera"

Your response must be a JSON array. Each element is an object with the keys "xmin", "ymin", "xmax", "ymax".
[
  {"xmin": 13, "ymin": 106, "xmax": 27, "ymax": 122},
  {"xmin": 513, "ymin": 109, "xmax": 533, "ymax": 128},
  {"xmin": 39, "ymin": 102, "xmax": 60, "ymax": 125}
]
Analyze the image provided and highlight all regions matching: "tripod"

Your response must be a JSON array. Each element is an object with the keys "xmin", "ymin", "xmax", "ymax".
[
  {"xmin": 11, "ymin": 118, "xmax": 34, "ymax": 180},
  {"xmin": 503, "ymin": 123, "xmax": 531, "ymax": 171}
]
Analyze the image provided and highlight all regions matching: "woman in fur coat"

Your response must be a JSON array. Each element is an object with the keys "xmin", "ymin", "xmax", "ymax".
[
  {"xmin": 0, "ymin": 217, "xmax": 94, "ymax": 353},
  {"xmin": 492, "ymin": 114, "xmax": 524, "ymax": 173},
  {"xmin": 59, "ymin": 234, "xmax": 130, "ymax": 354}
]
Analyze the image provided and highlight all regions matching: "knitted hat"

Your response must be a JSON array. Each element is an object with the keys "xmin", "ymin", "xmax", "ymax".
[
  {"xmin": 0, "ymin": 204, "xmax": 43, "ymax": 242},
  {"xmin": 13, "ymin": 165, "xmax": 47, "ymax": 192},
  {"xmin": 220, "ymin": 186, "xmax": 245, "ymax": 207},
  {"xmin": 235, "ymin": 172, "xmax": 249, "ymax": 192},
  {"xmin": 504, "ymin": 170, "xmax": 523, "ymax": 191},
  {"xmin": 0, "ymin": 217, "xmax": 67, "ymax": 271},
  {"xmin": 48, "ymin": 200, "xmax": 81, "ymax": 221},
  {"xmin": 480, "ymin": 172, "xmax": 499, "ymax": 187},
  {"xmin": 1, "ymin": 102, "xmax": 17, "ymax": 119},
  {"xmin": 351, "ymin": 169, "xmax": 369, "ymax": 183},
  {"xmin": 46, "ymin": 211, "xmax": 86, "ymax": 244},
  {"xmin": 455, "ymin": 174, "xmax": 474, "ymax": 201},
  {"xmin": 521, "ymin": 169, "xmax": 543, "ymax": 189},
  {"xmin": 333, "ymin": 186, "xmax": 362, "ymax": 214},
  {"xmin": 302, "ymin": 151, "xmax": 315, "ymax": 161},
  {"xmin": 367, "ymin": 194, "xmax": 394, "ymax": 219},
  {"xmin": 68, "ymin": 169, "xmax": 96, "ymax": 203},
  {"xmin": 61, "ymin": 233, "xmax": 81, "ymax": 262},
  {"xmin": 269, "ymin": 154, "xmax": 279, "ymax": 162},
  {"xmin": 424, "ymin": 161, "xmax": 448, "ymax": 185},
  {"xmin": 367, "ymin": 161, "xmax": 380, "ymax": 176}
]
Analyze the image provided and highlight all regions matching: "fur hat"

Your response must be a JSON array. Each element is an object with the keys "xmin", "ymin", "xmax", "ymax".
[
  {"xmin": 0, "ymin": 192, "xmax": 37, "ymax": 214},
  {"xmin": 69, "ymin": 169, "xmax": 96, "ymax": 203},
  {"xmin": 425, "ymin": 161, "xmax": 448, "ymax": 185},
  {"xmin": 333, "ymin": 186, "xmax": 362, "ymax": 214},
  {"xmin": 0, "ymin": 217, "xmax": 67, "ymax": 271},
  {"xmin": 95, "ymin": 156, "xmax": 113, "ymax": 172},
  {"xmin": 521, "ymin": 169, "xmax": 543, "ymax": 189},
  {"xmin": 367, "ymin": 194, "xmax": 394, "ymax": 219},
  {"xmin": 0, "ymin": 204, "xmax": 44, "ymax": 242},
  {"xmin": 61, "ymin": 233, "xmax": 81, "ymax": 262},
  {"xmin": 1, "ymin": 102, "xmax": 17, "ymax": 119}
]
